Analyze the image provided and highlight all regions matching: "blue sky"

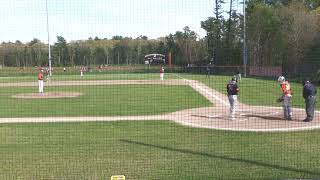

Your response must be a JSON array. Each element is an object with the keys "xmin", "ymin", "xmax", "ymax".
[{"xmin": 0, "ymin": 0, "xmax": 242, "ymax": 43}]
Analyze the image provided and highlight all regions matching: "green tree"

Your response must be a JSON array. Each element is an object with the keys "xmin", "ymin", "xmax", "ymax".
[
  {"xmin": 284, "ymin": 2, "xmax": 319, "ymax": 66},
  {"xmin": 247, "ymin": 4, "xmax": 284, "ymax": 66},
  {"xmin": 53, "ymin": 36, "xmax": 68, "ymax": 66}
]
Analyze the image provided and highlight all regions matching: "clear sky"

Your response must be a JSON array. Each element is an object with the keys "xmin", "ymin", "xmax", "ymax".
[{"xmin": 0, "ymin": 0, "xmax": 242, "ymax": 43}]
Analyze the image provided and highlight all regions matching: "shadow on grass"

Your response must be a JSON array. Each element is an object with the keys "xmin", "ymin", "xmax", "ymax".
[{"xmin": 120, "ymin": 139, "xmax": 320, "ymax": 176}]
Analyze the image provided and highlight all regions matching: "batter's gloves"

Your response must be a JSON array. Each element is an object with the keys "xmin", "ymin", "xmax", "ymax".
[{"xmin": 277, "ymin": 97, "xmax": 284, "ymax": 103}]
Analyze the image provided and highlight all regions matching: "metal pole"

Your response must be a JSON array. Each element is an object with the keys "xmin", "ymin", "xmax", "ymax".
[
  {"xmin": 46, "ymin": 0, "xmax": 52, "ymax": 76},
  {"xmin": 243, "ymin": 0, "xmax": 247, "ymax": 77}
]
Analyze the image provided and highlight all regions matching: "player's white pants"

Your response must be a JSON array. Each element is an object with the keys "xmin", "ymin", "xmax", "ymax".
[
  {"xmin": 38, "ymin": 80, "xmax": 44, "ymax": 93},
  {"xmin": 160, "ymin": 73, "xmax": 164, "ymax": 80},
  {"xmin": 228, "ymin": 95, "xmax": 237, "ymax": 119},
  {"xmin": 81, "ymin": 72, "xmax": 83, "ymax": 76}
]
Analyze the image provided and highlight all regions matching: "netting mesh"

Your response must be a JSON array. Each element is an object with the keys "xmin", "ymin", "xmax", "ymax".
[{"xmin": 0, "ymin": 0, "xmax": 320, "ymax": 179}]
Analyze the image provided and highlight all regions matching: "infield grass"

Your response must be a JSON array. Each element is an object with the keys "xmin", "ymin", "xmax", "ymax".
[
  {"xmin": 1, "ymin": 72, "xmax": 318, "ymax": 110},
  {"xmin": 0, "ymin": 84, "xmax": 211, "ymax": 117},
  {"xmin": 0, "ymin": 72, "xmax": 318, "ymax": 110},
  {"xmin": 0, "ymin": 121, "xmax": 319, "ymax": 179}
]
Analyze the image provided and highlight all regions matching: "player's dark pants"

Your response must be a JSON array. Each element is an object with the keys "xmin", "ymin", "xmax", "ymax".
[
  {"xmin": 305, "ymin": 95, "xmax": 316, "ymax": 121},
  {"xmin": 206, "ymin": 71, "xmax": 210, "ymax": 78}
]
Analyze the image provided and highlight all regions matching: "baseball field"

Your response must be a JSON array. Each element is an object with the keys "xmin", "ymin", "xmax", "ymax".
[{"xmin": 0, "ymin": 69, "xmax": 320, "ymax": 179}]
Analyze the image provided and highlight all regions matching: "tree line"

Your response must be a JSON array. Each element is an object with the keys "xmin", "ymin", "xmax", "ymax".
[
  {"xmin": 0, "ymin": 27, "xmax": 206, "ymax": 67},
  {"xmin": 0, "ymin": 0, "xmax": 319, "ymax": 69}
]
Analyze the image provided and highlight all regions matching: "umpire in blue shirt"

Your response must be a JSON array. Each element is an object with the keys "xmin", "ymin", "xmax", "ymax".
[{"xmin": 303, "ymin": 80, "xmax": 317, "ymax": 122}]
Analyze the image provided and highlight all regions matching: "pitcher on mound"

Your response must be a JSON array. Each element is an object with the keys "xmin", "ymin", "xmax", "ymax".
[
  {"xmin": 38, "ymin": 69, "xmax": 44, "ymax": 94},
  {"xmin": 160, "ymin": 66, "xmax": 165, "ymax": 80},
  {"xmin": 80, "ymin": 65, "xmax": 85, "ymax": 77}
]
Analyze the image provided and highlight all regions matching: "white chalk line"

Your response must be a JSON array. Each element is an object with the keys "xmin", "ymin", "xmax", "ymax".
[
  {"xmin": 240, "ymin": 111, "xmax": 279, "ymax": 116},
  {"xmin": 191, "ymin": 114, "xmax": 223, "ymax": 119},
  {"xmin": 179, "ymin": 121, "xmax": 320, "ymax": 132},
  {"xmin": 175, "ymin": 74, "xmax": 229, "ymax": 106}
]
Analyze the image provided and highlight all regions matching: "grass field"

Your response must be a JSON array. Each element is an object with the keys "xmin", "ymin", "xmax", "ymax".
[
  {"xmin": 0, "ymin": 84, "xmax": 210, "ymax": 117},
  {"xmin": 0, "ymin": 72, "xmax": 317, "ymax": 109},
  {"xmin": 0, "ymin": 73, "xmax": 178, "ymax": 83},
  {"xmin": 0, "ymin": 71, "xmax": 320, "ymax": 179},
  {"xmin": 0, "ymin": 121, "xmax": 319, "ymax": 179}
]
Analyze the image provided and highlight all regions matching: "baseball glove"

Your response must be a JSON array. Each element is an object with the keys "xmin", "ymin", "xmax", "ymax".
[{"xmin": 277, "ymin": 97, "xmax": 284, "ymax": 102}]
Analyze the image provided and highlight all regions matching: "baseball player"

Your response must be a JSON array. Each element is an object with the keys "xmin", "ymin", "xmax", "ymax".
[
  {"xmin": 278, "ymin": 76, "xmax": 292, "ymax": 120},
  {"xmin": 80, "ymin": 65, "xmax": 85, "ymax": 77},
  {"xmin": 302, "ymin": 80, "xmax": 317, "ymax": 122},
  {"xmin": 227, "ymin": 77, "xmax": 240, "ymax": 120},
  {"xmin": 38, "ymin": 69, "xmax": 44, "ymax": 94},
  {"xmin": 206, "ymin": 64, "xmax": 211, "ymax": 78},
  {"xmin": 160, "ymin": 67, "xmax": 165, "ymax": 80},
  {"xmin": 45, "ymin": 67, "xmax": 49, "ymax": 82},
  {"xmin": 234, "ymin": 71, "xmax": 241, "ymax": 83}
]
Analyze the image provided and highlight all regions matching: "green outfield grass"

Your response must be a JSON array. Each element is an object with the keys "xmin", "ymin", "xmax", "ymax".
[
  {"xmin": 0, "ymin": 84, "xmax": 211, "ymax": 117},
  {"xmin": 0, "ymin": 121, "xmax": 319, "ymax": 179},
  {"xmin": 0, "ymin": 65, "xmax": 178, "ymax": 82},
  {"xmin": 0, "ymin": 72, "xmax": 179, "ymax": 83}
]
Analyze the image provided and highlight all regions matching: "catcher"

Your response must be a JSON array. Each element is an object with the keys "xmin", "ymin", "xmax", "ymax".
[{"xmin": 277, "ymin": 76, "xmax": 292, "ymax": 120}]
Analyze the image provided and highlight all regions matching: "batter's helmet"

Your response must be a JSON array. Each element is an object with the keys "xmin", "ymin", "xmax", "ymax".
[{"xmin": 278, "ymin": 76, "xmax": 285, "ymax": 83}]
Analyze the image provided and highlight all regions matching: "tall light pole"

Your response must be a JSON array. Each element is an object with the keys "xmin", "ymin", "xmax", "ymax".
[
  {"xmin": 243, "ymin": 0, "xmax": 247, "ymax": 77},
  {"xmin": 46, "ymin": 0, "xmax": 52, "ymax": 76}
]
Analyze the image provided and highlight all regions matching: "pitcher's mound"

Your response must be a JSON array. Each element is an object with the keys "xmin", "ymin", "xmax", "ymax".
[{"xmin": 12, "ymin": 92, "xmax": 83, "ymax": 99}]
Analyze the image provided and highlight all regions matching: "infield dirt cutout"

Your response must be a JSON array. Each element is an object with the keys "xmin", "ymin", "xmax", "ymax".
[
  {"xmin": 12, "ymin": 92, "xmax": 83, "ymax": 99},
  {"xmin": 1, "ymin": 79, "xmax": 319, "ymax": 132}
]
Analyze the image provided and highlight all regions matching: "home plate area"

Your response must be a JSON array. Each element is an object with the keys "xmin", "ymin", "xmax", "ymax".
[{"xmin": 174, "ymin": 106, "xmax": 320, "ymax": 132}]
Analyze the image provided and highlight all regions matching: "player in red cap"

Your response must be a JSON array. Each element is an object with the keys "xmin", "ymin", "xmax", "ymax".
[
  {"xmin": 80, "ymin": 65, "xmax": 85, "ymax": 77},
  {"xmin": 160, "ymin": 67, "xmax": 164, "ymax": 80},
  {"xmin": 38, "ymin": 69, "xmax": 44, "ymax": 94}
]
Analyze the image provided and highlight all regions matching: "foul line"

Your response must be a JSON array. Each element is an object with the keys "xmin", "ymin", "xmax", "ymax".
[
  {"xmin": 179, "ymin": 121, "xmax": 320, "ymax": 132},
  {"xmin": 175, "ymin": 74, "xmax": 229, "ymax": 106}
]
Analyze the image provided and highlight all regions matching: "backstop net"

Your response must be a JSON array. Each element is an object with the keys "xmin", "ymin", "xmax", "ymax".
[{"xmin": 0, "ymin": 0, "xmax": 320, "ymax": 179}]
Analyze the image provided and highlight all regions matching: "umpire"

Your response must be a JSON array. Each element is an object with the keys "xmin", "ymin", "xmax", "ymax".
[{"xmin": 303, "ymin": 80, "xmax": 317, "ymax": 122}]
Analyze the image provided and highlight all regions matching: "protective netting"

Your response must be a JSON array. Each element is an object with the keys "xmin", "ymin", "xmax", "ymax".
[{"xmin": 0, "ymin": 0, "xmax": 320, "ymax": 179}]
